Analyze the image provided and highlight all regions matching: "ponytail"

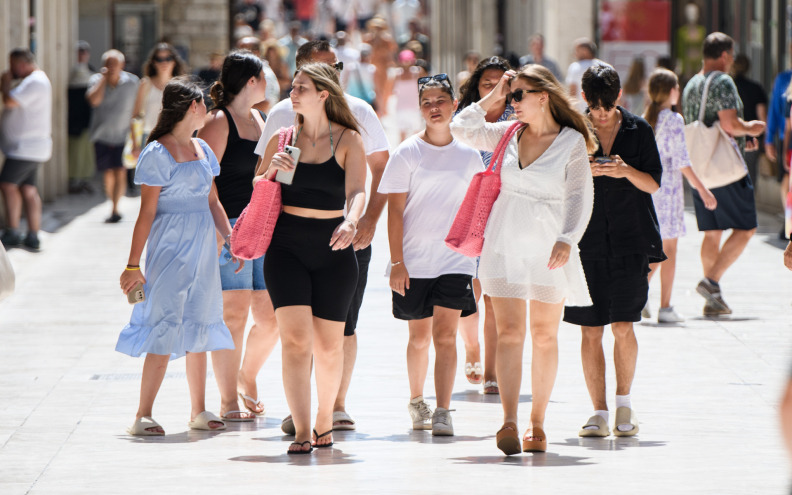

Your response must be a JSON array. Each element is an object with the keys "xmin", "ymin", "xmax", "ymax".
[
  {"xmin": 210, "ymin": 50, "xmax": 263, "ymax": 109},
  {"xmin": 644, "ymin": 68, "xmax": 678, "ymax": 132},
  {"xmin": 146, "ymin": 76, "xmax": 204, "ymax": 145}
]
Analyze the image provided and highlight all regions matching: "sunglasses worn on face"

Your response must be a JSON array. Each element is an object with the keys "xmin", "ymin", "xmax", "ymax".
[
  {"xmin": 154, "ymin": 56, "xmax": 175, "ymax": 63},
  {"xmin": 507, "ymin": 88, "xmax": 541, "ymax": 104}
]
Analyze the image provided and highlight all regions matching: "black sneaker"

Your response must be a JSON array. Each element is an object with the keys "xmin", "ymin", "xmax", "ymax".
[
  {"xmin": 1, "ymin": 230, "xmax": 22, "ymax": 247},
  {"xmin": 23, "ymin": 232, "xmax": 40, "ymax": 251},
  {"xmin": 105, "ymin": 213, "xmax": 122, "ymax": 224}
]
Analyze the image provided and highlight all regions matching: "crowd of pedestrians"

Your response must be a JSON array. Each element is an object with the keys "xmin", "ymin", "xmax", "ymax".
[{"xmin": 0, "ymin": 2, "xmax": 788, "ymax": 459}]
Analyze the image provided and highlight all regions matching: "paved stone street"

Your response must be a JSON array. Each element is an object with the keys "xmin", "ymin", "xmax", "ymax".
[{"xmin": 1, "ymin": 190, "xmax": 791, "ymax": 495}]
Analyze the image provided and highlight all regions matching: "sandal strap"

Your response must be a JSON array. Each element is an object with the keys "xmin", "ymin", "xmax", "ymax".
[{"xmin": 313, "ymin": 428, "xmax": 333, "ymax": 439}]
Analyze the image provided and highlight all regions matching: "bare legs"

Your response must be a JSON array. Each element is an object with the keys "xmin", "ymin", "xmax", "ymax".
[
  {"xmin": 648, "ymin": 238, "xmax": 678, "ymax": 308},
  {"xmin": 0, "ymin": 182, "xmax": 41, "ymax": 233},
  {"xmin": 406, "ymin": 307, "xmax": 461, "ymax": 409},
  {"xmin": 211, "ymin": 290, "xmax": 279, "ymax": 418},
  {"xmin": 580, "ymin": 322, "xmax": 638, "ymax": 412},
  {"xmin": 103, "ymin": 168, "xmax": 126, "ymax": 218},
  {"xmin": 458, "ymin": 279, "xmax": 482, "ymax": 382},
  {"xmin": 276, "ymin": 306, "xmax": 344, "ymax": 452},
  {"xmin": 700, "ymin": 229, "xmax": 755, "ymax": 283},
  {"xmin": 135, "ymin": 353, "xmax": 169, "ymax": 434},
  {"xmin": 458, "ymin": 280, "xmax": 498, "ymax": 385},
  {"xmin": 333, "ymin": 333, "xmax": 357, "ymax": 417},
  {"xmin": 491, "ymin": 297, "xmax": 527, "ymax": 425}
]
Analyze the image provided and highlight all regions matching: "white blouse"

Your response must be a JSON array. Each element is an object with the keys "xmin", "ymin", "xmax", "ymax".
[{"xmin": 450, "ymin": 103, "xmax": 594, "ymax": 306}]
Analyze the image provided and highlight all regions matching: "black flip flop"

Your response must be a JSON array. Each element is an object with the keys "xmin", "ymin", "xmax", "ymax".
[
  {"xmin": 287, "ymin": 440, "xmax": 313, "ymax": 455},
  {"xmin": 313, "ymin": 428, "xmax": 334, "ymax": 448}
]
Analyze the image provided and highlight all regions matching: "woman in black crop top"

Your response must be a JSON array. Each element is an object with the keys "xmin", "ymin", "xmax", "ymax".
[
  {"xmin": 253, "ymin": 62, "xmax": 367, "ymax": 454},
  {"xmin": 198, "ymin": 50, "xmax": 278, "ymax": 423}
]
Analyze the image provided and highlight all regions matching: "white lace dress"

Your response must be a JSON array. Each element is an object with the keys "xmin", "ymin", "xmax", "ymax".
[{"xmin": 450, "ymin": 103, "xmax": 594, "ymax": 306}]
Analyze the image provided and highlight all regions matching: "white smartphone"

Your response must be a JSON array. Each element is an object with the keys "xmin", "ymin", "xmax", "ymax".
[{"xmin": 276, "ymin": 145, "xmax": 301, "ymax": 185}]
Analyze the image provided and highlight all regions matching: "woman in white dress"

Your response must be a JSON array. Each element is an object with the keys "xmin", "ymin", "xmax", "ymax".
[{"xmin": 451, "ymin": 65, "xmax": 597, "ymax": 455}]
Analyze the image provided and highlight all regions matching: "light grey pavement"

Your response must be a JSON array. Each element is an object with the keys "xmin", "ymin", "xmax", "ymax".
[{"xmin": 1, "ymin": 189, "xmax": 792, "ymax": 495}]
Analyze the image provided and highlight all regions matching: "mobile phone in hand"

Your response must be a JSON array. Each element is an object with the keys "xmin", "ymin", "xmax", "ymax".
[
  {"xmin": 594, "ymin": 156, "xmax": 613, "ymax": 164},
  {"xmin": 275, "ymin": 146, "xmax": 301, "ymax": 185},
  {"xmin": 127, "ymin": 282, "xmax": 145, "ymax": 304}
]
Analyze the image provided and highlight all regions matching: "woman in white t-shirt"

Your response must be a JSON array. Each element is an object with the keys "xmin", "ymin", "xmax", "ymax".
[{"xmin": 379, "ymin": 74, "xmax": 484, "ymax": 437}]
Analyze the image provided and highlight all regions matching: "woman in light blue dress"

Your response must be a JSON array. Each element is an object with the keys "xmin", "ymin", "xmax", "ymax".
[{"xmin": 118, "ymin": 78, "xmax": 243, "ymax": 436}]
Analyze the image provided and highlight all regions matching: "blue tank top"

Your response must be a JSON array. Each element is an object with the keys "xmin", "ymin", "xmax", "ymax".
[{"xmin": 281, "ymin": 128, "xmax": 347, "ymax": 211}]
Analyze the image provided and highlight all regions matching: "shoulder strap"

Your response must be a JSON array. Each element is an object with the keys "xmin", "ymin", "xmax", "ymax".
[
  {"xmin": 256, "ymin": 109, "xmax": 267, "ymax": 122},
  {"xmin": 219, "ymin": 107, "xmax": 240, "ymax": 141},
  {"xmin": 490, "ymin": 122, "xmax": 525, "ymax": 174},
  {"xmin": 334, "ymin": 128, "xmax": 347, "ymax": 154},
  {"xmin": 698, "ymin": 71, "xmax": 720, "ymax": 122}
]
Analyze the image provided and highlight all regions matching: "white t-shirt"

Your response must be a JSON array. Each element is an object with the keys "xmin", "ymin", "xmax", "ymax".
[
  {"xmin": 378, "ymin": 134, "xmax": 484, "ymax": 279},
  {"xmin": 0, "ymin": 70, "xmax": 52, "ymax": 162},
  {"xmin": 565, "ymin": 58, "xmax": 609, "ymax": 112}
]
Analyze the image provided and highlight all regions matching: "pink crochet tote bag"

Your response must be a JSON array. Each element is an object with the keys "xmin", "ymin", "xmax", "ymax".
[
  {"xmin": 445, "ymin": 121, "xmax": 525, "ymax": 257},
  {"xmin": 230, "ymin": 126, "xmax": 293, "ymax": 260}
]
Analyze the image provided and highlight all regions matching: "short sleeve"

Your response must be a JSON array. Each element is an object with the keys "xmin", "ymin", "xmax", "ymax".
[
  {"xmin": 712, "ymin": 75, "xmax": 739, "ymax": 112},
  {"xmin": 10, "ymin": 72, "xmax": 49, "ymax": 107},
  {"xmin": 670, "ymin": 113, "xmax": 692, "ymax": 171},
  {"xmin": 197, "ymin": 139, "xmax": 221, "ymax": 176},
  {"xmin": 377, "ymin": 144, "xmax": 414, "ymax": 194},
  {"xmin": 352, "ymin": 96, "xmax": 390, "ymax": 153},
  {"xmin": 134, "ymin": 142, "xmax": 172, "ymax": 186}
]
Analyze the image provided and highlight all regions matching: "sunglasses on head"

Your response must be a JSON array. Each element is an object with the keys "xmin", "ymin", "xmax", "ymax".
[
  {"xmin": 418, "ymin": 73, "xmax": 453, "ymax": 90},
  {"xmin": 154, "ymin": 56, "xmax": 175, "ymax": 63},
  {"xmin": 506, "ymin": 88, "xmax": 541, "ymax": 104},
  {"xmin": 482, "ymin": 56, "xmax": 509, "ymax": 71},
  {"xmin": 333, "ymin": 61, "xmax": 344, "ymax": 71}
]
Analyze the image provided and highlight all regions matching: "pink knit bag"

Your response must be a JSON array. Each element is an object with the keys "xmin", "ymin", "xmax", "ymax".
[
  {"xmin": 445, "ymin": 122, "xmax": 525, "ymax": 257},
  {"xmin": 230, "ymin": 126, "xmax": 293, "ymax": 260}
]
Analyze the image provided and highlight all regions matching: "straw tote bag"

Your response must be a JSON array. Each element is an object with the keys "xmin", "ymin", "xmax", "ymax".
[
  {"xmin": 230, "ymin": 126, "xmax": 293, "ymax": 260},
  {"xmin": 445, "ymin": 121, "xmax": 525, "ymax": 257},
  {"xmin": 683, "ymin": 71, "xmax": 747, "ymax": 189},
  {"xmin": 0, "ymin": 242, "xmax": 15, "ymax": 302}
]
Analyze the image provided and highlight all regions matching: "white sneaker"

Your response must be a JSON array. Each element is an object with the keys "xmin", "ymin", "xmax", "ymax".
[
  {"xmin": 657, "ymin": 306, "xmax": 685, "ymax": 323},
  {"xmin": 432, "ymin": 407, "xmax": 454, "ymax": 436},
  {"xmin": 408, "ymin": 396, "xmax": 433, "ymax": 430},
  {"xmin": 641, "ymin": 302, "xmax": 651, "ymax": 319}
]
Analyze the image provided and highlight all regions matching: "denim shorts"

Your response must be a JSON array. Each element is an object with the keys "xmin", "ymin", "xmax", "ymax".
[{"xmin": 219, "ymin": 217, "xmax": 267, "ymax": 291}]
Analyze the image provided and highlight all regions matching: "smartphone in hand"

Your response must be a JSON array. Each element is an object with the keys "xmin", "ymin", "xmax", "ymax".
[
  {"xmin": 594, "ymin": 156, "xmax": 613, "ymax": 164},
  {"xmin": 127, "ymin": 282, "xmax": 145, "ymax": 304},
  {"xmin": 275, "ymin": 145, "xmax": 301, "ymax": 185}
]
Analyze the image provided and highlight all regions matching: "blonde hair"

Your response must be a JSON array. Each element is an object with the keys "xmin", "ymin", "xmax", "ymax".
[
  {"xmin": 514, "ymin": 64, "xmax": 598, "ymax": 153},
  {"xmin": 643, "ymin": 68, "xmax": 678, "ymax": 131},
  {"xmin": 294, "ymin": 62, "xmax": 360, "ymax": 132}
]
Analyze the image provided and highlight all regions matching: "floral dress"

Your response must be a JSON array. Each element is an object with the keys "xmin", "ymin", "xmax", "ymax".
[{"xmin": 651, "ymin": 109, "xmax": 691, "ymax": 239}]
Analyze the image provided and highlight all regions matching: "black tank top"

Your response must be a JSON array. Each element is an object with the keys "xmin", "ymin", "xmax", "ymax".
[
  {"xmin": 281, "ymin": 128, "xmax": 347, "ymax": 211},
  {"xmin": 214, "ymin": 107, "xmax": 263, "ymax": 219}
]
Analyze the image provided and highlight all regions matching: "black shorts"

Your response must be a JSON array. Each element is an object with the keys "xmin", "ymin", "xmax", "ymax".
[
  {"xmin": 0, "ymin": 158, "xmax": 40, "ymax": 186},
  {"xmin": 691, "ymin": 175, "xmax": 758, "ymax": 231},
  {"xmin": 392, "ymin": 274, "xmax": 477, "ymax": 321},
  {"xmin": 563, "ymin": 254, "xmax": 649, "ymax": 327},
  {"xmin": 344, "ymin": 245, "xmax": 372, "ymax": 336},
  {"xmin": 94, "ymin": 142, "xmax": 124, "ymax": 171},
  {"xmin": 263, "ymin": 213, "xmax": 358, "ymax": 322}
]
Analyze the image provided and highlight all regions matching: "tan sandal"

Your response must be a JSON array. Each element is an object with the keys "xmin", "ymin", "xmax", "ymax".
[
  {"xmin": 613, "ymin": 407, "xmax": 639, "ymax": 437},
  {"xmin": 496, "ymin": 422, "xmax": 521, "ymax": 456},
  {"xmin": 579, "ymin": 414, "xmax": 610, "ymax": 437},
  {"xmin": 522, "ymin": 426, "xmax": 547, "ymax": 452}
]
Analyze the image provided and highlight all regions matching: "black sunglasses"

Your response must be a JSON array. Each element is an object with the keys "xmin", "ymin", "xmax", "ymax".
[
  {"xmin": 417, "ymin": 73, "xmax": 451, "ymax": 88},
  {"xmin": 507, "ymin": 88, "xmax": 541, "ymax": 104},
  {"xmin": 154, "ymin": 56, "xmax": 175, "ymax": 63},
  {"xmin": 333, "ymin": 61, "xmax": 344, "ymax": 71},
  {"xmin": 482, "ymin": 56, "xmax": 509, "ymax": 71}
]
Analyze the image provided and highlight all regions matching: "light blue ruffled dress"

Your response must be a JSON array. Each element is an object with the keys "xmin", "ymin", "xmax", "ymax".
[{"xmin": 116, "ymin": 139, "xmax": 234, "ymax": 359}]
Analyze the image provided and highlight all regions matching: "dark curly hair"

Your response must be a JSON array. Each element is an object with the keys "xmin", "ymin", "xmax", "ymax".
[
  {"xmin": 581, "ymin": 64, "xmax": 621, "ymax": 110},
  {"xmin": 457, "ymin": 56, "xmax": 512, "ymax": 110},
  {"xmin": 143, "ymin": 43, "xmax": 187, "ymax": 79}
]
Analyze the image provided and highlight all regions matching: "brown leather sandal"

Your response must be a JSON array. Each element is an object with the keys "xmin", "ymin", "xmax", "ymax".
[
  {"xmin": 522, "ymin": 426, "xmax": 547, "ymax": 452},
  {"xmin": 496, "ymin": 422, "xmax": 521, "ymax": 456}
]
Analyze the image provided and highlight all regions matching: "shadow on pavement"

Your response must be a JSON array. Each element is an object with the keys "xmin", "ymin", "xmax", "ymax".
[
  {"xmin": 118, "ymin": 429, "xmax": 225, "ymax": 443},
  {"xmin": 690, "ymin": 316, "xmax": 759, "ymax": 322},
  {"xmin": 360, "ymin": 431, "xmax": 492, "ymax": 444},
  {"xmin": 230, "ymin": 448, "xmax": 362, "ymax": 465},
  {"xmin": 426, "ymin": 390, "xmax": 532, "ymax": 404},
  {"xmin": 451, "ymin": 452, "xmax": 593, "ymax": 467},
  {"xmin": 554, "ymin": 437, "xmax": 667, "ymax": 451}
]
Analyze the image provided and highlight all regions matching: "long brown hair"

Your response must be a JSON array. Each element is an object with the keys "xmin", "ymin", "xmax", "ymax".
[
  {"xmin": 143, "ymin": 43, "xmax": 187, "ymax": 79},
  {"xmin": 294, "ymin": 62, "xmax": 360, "ymax": 132},
  {"xmin": 514, "ymin": 64, "xmax": 598, "ymax": 153},
  {"xmin": 622, "ymin": 58, "xmax": 646, "ymax": 94},
  {"xmin": 146, "ymin": 77, "xmax": 204, "ymax": 144},
  {"xmin": 643, "ymin": 68, "xmax": 678, "ymax": 131}
]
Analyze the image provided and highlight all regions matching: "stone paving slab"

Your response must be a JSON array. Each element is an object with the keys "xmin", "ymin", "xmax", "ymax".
[{"xmin": 0, "ymin": 191, "xmax": 791, "ymax": 495}]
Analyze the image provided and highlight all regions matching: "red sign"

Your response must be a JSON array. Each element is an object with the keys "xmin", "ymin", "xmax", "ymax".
[{"xmin": 600, "ymin": 0, "xmax": 671, "ymax": 42}]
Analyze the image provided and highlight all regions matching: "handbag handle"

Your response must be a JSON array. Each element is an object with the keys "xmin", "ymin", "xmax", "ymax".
[
  {"xmin": 489, "ymin": 122, "xmax": 526, "ymax": 175},
  {"xmin": 697, "ymin": 71, "xmax": 720, "ymax": 123}
]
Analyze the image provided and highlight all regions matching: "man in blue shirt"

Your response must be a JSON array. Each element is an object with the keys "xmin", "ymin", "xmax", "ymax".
[{"xmin": 765, "ymin": 69, "xmax": 792, "ymax": 162}]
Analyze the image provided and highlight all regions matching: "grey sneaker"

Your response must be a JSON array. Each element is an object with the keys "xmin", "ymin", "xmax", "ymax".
[
  {"xmin": 408, "ymin": 396, "xmax": 433, "ymax": 430},
  {"xmin": 641, "ymin": 302, "xmax": 651, "ymax": 319},
  {"xmin": 657, "ymin": 306, "xmax": 684, "ymax": 323},
  {"xmin": 431, "ymin": 407, "xmax": 454, "ymax": 436}
]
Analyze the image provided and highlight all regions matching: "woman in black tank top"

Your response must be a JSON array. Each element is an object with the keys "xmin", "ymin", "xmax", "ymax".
[
  {"xmin": 253, "ymin": 62, "xmax": 367, "ymax": 454},
  {"xmin": 197, "ymin": 50, "xmax": 278, "ymax": 423}
]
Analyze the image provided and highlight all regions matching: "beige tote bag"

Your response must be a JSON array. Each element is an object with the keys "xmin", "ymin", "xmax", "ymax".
[{"xmin": 684, "ymin": 71, "xmax": 747, "ymax": 189}]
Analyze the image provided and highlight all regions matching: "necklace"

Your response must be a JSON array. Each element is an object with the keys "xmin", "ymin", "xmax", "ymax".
[
  {"xmin": 593, "ymin": 114, "xmax": 621, "ymax": 156},
  {"xmin": 294, "ymin": 121, "xmax": 333, "ymax": 149}
]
